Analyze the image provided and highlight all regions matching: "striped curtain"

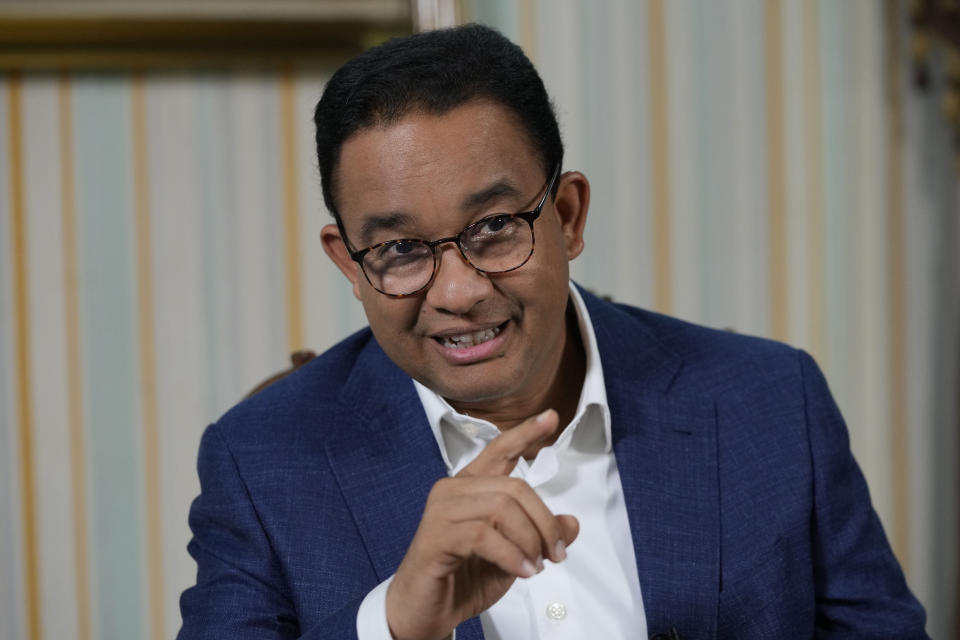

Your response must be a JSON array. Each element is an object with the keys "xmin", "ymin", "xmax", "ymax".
[
  {"xmin": 0, "ymin": 69, "xmax": 368, "ymax": 640},
  {"xmin": 1, "ymin": 1, "xmax": 957, "ymax": 638}
]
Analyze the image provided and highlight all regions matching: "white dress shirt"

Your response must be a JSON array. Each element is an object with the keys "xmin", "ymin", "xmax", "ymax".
[{"xmin": 357, "ymin": 283, "xmax": 647, "ymax": 640}]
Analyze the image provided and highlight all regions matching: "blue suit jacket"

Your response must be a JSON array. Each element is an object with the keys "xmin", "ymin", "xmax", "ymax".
[{"xmin": 179, "ymin": 289, "xmax": 927, "ymax": 639}]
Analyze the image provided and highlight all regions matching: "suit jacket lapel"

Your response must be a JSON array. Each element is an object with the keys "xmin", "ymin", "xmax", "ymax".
[
  {"xmin": 585, "ymin": 291, "xmax": 720, "ymax": 639},
  {"xmin": 324, "ymin": 340, "xmax": 444, "ymax": 578},
  {"xmin": 609, "ymin": 382, "xmax": 720, "ymax": 638},
  {"xmin": 322, "ymin": 338, "xmax": 486, "ymax": 640}
]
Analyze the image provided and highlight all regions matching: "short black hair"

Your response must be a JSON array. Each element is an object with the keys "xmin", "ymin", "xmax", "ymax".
[{"xmin": 313, "ymin": 23, "xmax": 563, "ymax": 218}]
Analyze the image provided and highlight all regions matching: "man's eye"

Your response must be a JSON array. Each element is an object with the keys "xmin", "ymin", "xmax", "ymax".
[
  {"xmin": 479, "ymin": 216, "xmax": 509, "ymax": 234},
  {"xmin": 375, "ymin": 240, "xmax": 408, "ymax": 256},
  {"xmin": 389, "ymin": 240, "xmax": 416, "ymax": 255},
  {"xmin": 376, "ymin": 240, "xmax": 429, "ymax": 261}
]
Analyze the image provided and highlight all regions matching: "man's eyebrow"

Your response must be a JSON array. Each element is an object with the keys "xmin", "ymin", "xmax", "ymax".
[
  {"xmin": 461, "ymin": 180, "xmax": 523, "ymax": 210},
  {"xmin": 359, "ymin": 212, "xmax": 416, "ymax": 245},
  {"xmin": 356, "ymin": 180, "xmax": 523, "ymax": 244}
]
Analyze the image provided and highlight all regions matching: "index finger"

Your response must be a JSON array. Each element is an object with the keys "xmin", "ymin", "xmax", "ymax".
[{"xmin": 458, "ymin": 409, "xmax": 559, "ymax": 477}]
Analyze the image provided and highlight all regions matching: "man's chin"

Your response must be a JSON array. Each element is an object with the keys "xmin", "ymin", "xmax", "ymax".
[
  {"xmin": 417, "ymin": 373, "xmax": 516, "ymax": 408},
  {"xmin": 435, "ymin": 384, "xmax": 509, "ymax": 406}
]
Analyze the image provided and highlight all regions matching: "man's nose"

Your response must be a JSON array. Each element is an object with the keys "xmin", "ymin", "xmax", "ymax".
[{"xmin": 424, "ymin": 244, "xmax": 491, "ymax": 314}]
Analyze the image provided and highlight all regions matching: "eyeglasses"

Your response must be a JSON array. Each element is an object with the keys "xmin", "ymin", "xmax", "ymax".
[{"xmin": 342, "ymin": 164, "xmax": 561, "ymax": 298}]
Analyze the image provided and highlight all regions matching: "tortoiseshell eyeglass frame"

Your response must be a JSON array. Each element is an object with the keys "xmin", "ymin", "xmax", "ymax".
[{"xmin": 336, "ymin": 163, "xmax": 561, "ymax": 298}]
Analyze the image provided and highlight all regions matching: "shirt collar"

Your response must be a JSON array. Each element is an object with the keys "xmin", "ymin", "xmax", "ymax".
[{"xmin": 414, "ymin": 282, "xmax": 612, "ymax": 472}]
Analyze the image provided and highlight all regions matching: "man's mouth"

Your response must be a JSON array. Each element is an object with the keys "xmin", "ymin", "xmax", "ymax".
[{"xmin": 436, "ymin": 325, "xmax": 503, "ymax": 349}]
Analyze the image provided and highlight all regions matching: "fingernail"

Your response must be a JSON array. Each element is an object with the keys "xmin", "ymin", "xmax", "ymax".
[
  {"xmin": 536, "ymin": 410, "xmax": 553, "ymax": 424},
  {"xmin": 535, "ymin": 555, "xmax": 544, "ymax": 572},
  {"xmin": 554, "ymin": 540, "xmax": 567, "ymax": 562},
  {"xmin": 520, "ymin": 559, "xmax": 537, "ymax": 578}
]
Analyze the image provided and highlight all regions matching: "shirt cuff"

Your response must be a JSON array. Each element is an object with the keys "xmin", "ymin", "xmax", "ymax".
[
  {"xmin": 357, "ymin": 575, "xmax": 395, "ymax": 640},
  {"xmin": 356, "ymin": 575, "xmax": 456, "ymax": 640}
]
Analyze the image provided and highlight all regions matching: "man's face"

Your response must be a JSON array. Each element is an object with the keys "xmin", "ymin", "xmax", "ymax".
[{"xmin": 322, "ymin": 100, "xmax": 588, "ymax": 413}]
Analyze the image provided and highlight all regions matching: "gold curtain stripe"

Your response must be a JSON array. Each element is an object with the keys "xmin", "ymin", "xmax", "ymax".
[
  {"xmin": 883, "ymin": 0, "xmax": 910, "ymax": 571},
  {"xmin": 765, "ymin": 0, "xmax": 788, "ymax": 341},
  {"xmin": 802, "ymin": 1, "xmax": 828, "ymax": 367},
  {"xmin": 280, "ymin": 70, "xmax": 304, "ymax": 351},
  {"xmin": 58, "ymin": 72, "xmax": 92, "ymax": 640},
  {"xmin": 647, "ymin": 0, "xmax": 672, "ymax": 314},
  {"xmin": 517, "ymin": 0, "xmax": 538, "ymax": 64},
  {"xmin": 8, "ymin": 71, "xmax": 42, "ymax": 640},
  {"xmin": 131, "ymin": 73, "xmax": 165, "ymax": 640}
]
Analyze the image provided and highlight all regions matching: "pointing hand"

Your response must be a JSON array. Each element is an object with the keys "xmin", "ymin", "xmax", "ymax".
[{"xmin": 385, "ymin": 409, "xmax": 580, "ymax": 640}]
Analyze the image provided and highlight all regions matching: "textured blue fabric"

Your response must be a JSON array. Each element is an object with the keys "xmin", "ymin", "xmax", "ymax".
[{"xmin": 178, "ymin": 286, "xmax": 928, "ymax": 639}]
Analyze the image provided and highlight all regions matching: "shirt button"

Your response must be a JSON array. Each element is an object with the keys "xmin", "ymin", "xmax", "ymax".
[
  {"xmin": 545, "ymin": 602, "xmax": 567, "ymax": 621},
  {"xmin": 461, "ymin": 423, "xmax": 479, "ymax": 437}
]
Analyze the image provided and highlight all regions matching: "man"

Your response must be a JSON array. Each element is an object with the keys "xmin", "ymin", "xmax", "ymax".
[{"xmin": 179, "ymin": 24, "xmax": 927, "ymax": 639}]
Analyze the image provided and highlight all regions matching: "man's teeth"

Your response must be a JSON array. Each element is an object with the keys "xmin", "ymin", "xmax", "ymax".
[{"xmin": 440, "ymin": 326, "xmax": 501, "ymax": 349}]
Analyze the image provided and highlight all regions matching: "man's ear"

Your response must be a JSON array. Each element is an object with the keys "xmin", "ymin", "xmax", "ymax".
[
  {"xmin": 552, "ymin": 171, "xmax": 590, "ymax": 260},
  {"xmin": 320, "ymin": 223, "xmax": 364, "ymax": 301}
]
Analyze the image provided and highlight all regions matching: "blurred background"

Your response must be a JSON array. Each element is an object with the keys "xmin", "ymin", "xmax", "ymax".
[{"xmin": 0, "ymin": 0, "xmax": 957, "ymax": 638}]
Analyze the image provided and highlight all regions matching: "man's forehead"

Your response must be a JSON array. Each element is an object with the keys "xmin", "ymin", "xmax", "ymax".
[
  {"xmin": 337, "ymin": 101, "xmax": 539, "ymax": 180},
  {"xmin": 333, "ymin": 102, "xmax": 543, "ymax": 236}
]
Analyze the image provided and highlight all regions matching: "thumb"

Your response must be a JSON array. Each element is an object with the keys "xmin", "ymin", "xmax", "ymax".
[{"xmin": 557, "ymin": 514, "xmax": 579, "ymax": 547}]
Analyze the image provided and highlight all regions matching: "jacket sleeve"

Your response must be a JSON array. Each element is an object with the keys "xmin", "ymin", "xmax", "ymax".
[
  {"xmin": 800, "ymin": 350, "xmax": 929, "ymax": 638},
  {"xmin": 177, "ymin": 422, "xmax": 362, "ymax": 640}
]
